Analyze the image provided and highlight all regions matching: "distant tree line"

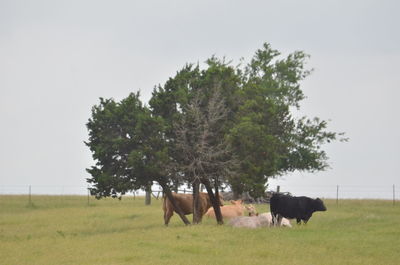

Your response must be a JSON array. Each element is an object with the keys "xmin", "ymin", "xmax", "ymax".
[{"xmin": 85, "ymin": 43, "xmax": 346, "ymax": 225}]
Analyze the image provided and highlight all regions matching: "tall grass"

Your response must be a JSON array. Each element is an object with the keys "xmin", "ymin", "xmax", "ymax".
[{"xmin": 0, "ymin": 195, "xmax": 399, "ymax": 265}]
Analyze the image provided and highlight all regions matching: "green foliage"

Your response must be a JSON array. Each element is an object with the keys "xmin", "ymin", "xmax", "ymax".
[
  {"xmin": 86, "ymin": 93, "xmax": 168, "ymax": 198},
  {"xmin": 149, "ymin": 58, "xmax": 242, "ymax": 191},
  {"xmin": 149, "ymin": 42, "xmax": 344, "ymax": 198},
  {"xmin": 86, "ymin": 42, "xmax": 346, "ymax": 200},
  {"xmin": 226, "ymin": 43, "xmax": 343, "ymax": 197}
]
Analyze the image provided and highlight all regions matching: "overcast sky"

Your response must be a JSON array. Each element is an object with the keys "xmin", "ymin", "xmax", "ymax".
[{"xmin": 1, "ymin": 0, "xmax": 399, "ymax": 198}]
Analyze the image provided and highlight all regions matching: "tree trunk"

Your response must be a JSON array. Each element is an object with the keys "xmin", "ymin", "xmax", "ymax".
[
  {"xmin": 192, "ymin": 178, "xmax": 202, "ymax": 224},
  {"xmin": 202, "ymin": 178, "xmax": 224, "ymax": 225},
  {"xmin": 213, "ymin": 179, "xmax": 224, "ymax": 225},
  {"xmin": 232, "ymin": 187, "xmax": 242, "ymax": 200},
  {"xmin": 145, "ymin": 183, "xmax": 152, "ymax": 205},
  {"xmin": 158, "ymin": 180, "xmax": 191, "ymax": 225}
]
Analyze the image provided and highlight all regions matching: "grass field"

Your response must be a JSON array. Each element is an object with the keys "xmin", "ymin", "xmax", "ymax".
[{"xmin": 0, "ymin": 195, "xmax": 399, "ymax": 265}]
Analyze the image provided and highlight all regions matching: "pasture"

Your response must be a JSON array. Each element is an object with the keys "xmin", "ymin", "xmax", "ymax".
[{"xmin": 0, "ymin": 195, "xmax": 399, "ymax": 265}]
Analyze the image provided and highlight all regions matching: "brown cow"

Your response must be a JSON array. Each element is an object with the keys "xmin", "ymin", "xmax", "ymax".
[{"xmin": 163, "ymin": 192, "xmax": 223, "ymax": 225}]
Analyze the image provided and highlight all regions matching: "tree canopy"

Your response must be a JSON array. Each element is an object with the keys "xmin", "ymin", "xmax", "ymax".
[
  {"xmin": 85, "ymin": 92, "xmax": 168, "ymax": 198},
  {"xmin": 85, "ymin": 42, "xmax": 346, "ymax": 224}
]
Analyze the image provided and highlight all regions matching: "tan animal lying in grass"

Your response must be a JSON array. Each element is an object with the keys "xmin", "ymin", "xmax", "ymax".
[{"xmin": 205, "ymin": 200, "xmax": 257, "ymax": 219}]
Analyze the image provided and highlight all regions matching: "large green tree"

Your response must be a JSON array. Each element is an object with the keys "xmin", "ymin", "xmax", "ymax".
[
  {"xmin": 86, "ymin": 42, "xmax": 346, "ymax": 226},
  {"xmin": 149, "ymin": 59, "xmax": 241, "ymax": 224},
  {"xmin": 227, "ymin": 43, "xmax": 345, "ymax": 198},
  {"xmin": 173, "ymin": 86, "xmax": 236, "ymax": 224},
  {"xmin": 85, "ymin": 92, "xmax": 191, "ymax": 224},
  {"xmin": 149, "ymin": 43, "xmax": 345, "ymax": 200},
  {"xmin": 85, "ymin": 93, "xmax": 149, "ymax": 199}
]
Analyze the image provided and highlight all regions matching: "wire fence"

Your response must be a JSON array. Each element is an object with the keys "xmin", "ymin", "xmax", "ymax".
[
  {"xmin": 0, "ymin": 185, "xmax": 89, "ymax": 195},
  {"xmin": 274, "ymin": 184, "xmax": 397, "ymax": 199},
  {"xmin": 274, "ymin": 184, "xmax": 397, "ymax": 206},
  {"xmin": 0, "ymin": 184, "xmax": 397, "ymax": 204}
]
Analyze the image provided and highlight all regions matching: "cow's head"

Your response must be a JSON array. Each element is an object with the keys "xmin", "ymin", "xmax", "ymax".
[
  {"xmin": 230, "ymin": 199, "xmax": 243, "ymax": 205},
  {"xmin": 245, "ymin": 204, "xmax": 258, "ymax": 216},
  {"xmin": 314, "ymin": 198, "xmax": 327, "ymax": 211}
]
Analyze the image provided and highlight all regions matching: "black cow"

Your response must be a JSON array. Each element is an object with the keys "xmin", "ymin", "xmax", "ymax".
[{"xmin": 270, "ymin": 194, "xmax": 327, "ymax": 225}]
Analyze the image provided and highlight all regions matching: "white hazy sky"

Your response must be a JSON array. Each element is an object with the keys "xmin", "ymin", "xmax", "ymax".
[{"xmin": 1, "ymin": 0, "xmax": 399, "ymax": 198}]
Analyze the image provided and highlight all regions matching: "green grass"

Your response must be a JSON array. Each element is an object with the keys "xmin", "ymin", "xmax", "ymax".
[{"xmin": 1, "ymin": 195, "xmax": 399, "ymax": 265}]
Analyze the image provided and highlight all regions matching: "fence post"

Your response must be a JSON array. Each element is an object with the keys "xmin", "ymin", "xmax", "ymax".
[
  {"xmin": 29, "ymin": 185, "xmax": 32, "ymax": 206},
  {"xmin": 87, "ymin": 185, "xmax": 90, "ymax": 206},
  {"xmin": 336, "ymin": 185, "xmax": 339, "ymax": 206},
  {"xmin": 145, "ymin": 185, "xmax": 151, "ymax": 205},
  {"xmin": 276, "ymin": 185, "xmax": 280, "ymax": 193},
  {"xmin": 393, "ymin": 184, "xmax": 395, "ymax": 206}
]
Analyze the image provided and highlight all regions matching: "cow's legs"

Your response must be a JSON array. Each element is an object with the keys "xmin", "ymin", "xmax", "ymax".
[
  {"xmin": 277, "ymin": 215, "xmax": 283, "ymax": 227},
  {"xmin": 164, "ymin": 209, "xmax": 173, "ymax": 226},
  {"xmin": 296, "ymin": 218, "xmax": 302, "ymax": 225},
  {"xmin": 271, "ymin": 213, "xmax": 282, "ymax": 227},
  {"xmin": 271, "ymin": 213, "xmax": 277, "ymax": 226}
]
